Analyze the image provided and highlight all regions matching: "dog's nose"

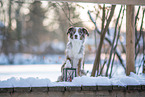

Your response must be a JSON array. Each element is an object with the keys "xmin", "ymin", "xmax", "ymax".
[{"xmin": 75, "ymin": 35, "xmax": 78, "ymax": 39}]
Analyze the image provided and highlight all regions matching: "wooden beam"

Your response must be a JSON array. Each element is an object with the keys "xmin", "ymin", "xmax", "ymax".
[
  {"xmin": 47, "ymin": 0, "xmax": 145, "ymax": 5},
  {"xmin": 126, "ymin": 5, "xmax": 135, "ymax": 75}
]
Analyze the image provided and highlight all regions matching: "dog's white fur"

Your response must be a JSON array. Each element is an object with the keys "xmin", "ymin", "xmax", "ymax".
[
  {"xmin": 57, "ymin": 27, "xmax": 88, "ymax": 81},
  {"xmin": 66, "ymin": 38, "xmax": 84, "ymax": 68}
]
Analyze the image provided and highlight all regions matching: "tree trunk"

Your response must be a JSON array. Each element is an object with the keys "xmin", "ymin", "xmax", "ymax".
[
  {"xmin": 16, "ymin": 3, "xmax": 22, "ymax": 52},
  {"xmin": 8, "ymin": 0, "xmax": 12, "ymax": 31}
]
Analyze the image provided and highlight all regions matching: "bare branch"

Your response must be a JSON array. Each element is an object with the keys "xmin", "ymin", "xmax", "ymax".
[
  {"xmin": 56, "ymin": 2, "xmax": 74, "ymax": 26},
  {"xmin": 135, "ymin": 8, "xmax": 145, "ymax": 60},
  {"xmin": 135, "ymin": 6, "xmax": 140, "ymax": 40},
  {"xmin": 109, "ymin": 6, "xmax": 125, "ymax": 77},
  {"xmin": 106, "ymin": 6, "xmax": 123, "ymax": 76},
  {"xmin": 91, "ymin": 5, "xmax": 116, "ymax": 77}
]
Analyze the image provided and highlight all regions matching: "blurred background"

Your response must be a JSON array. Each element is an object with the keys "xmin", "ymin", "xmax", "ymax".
[
  {"xmin": 0, "ymin": 0, "xmax": 144, "ymax": 77},
  {"xmin": 0, "ymin": 1, "xmax": 96, "ymax": 65}
]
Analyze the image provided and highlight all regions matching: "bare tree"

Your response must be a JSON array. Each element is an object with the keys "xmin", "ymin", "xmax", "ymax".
[
  {"xmin": 91, "ymin": 5, "xmax": 116, "ymax": 76},
  {"xmin": 105, "ymin": 6, "xmax": 123, "ymax": 76},
  {"xmin": 88, "ymin": 8, "xmax": 126, "ymax": 72},
  {"xmin": 109, "ymin": 6, "xmax": 125, "ymax": 77},
  {"xmin": 15, "ymin": 2, "xmax": 23, "ymax": 52}
]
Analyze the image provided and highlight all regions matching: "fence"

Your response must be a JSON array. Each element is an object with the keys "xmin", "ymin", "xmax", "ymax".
[{"xmin": 0, "ymin": 85, "xmax": 145, "ymax": 97}]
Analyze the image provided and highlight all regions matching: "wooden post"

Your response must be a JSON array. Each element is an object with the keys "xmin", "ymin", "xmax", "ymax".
[{"xmin": 126, "ymin": 5, "xmax": 135, "ymax": 75}]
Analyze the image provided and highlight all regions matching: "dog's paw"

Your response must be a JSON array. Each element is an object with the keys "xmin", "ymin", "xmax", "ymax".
[
  {"xmin": 65, "ymin": 60, "xmax": 71, "ymax": 68},
  {"xmin": 57, "ymin": 76, "xmax": 63, "ymax": 82}
]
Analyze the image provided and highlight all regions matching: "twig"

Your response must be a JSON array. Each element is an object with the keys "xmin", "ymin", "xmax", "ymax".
[
  {"xmin": 88, "ymin": 11, "xmax": 100, "ymax": 33},
  {"xmin": 88, "ymin": 10, "xmax": 100, "ymax": 50},
  {"xmin": 66, "ymin": 2, "xmax": 71, "ymax": 27},
  {"xmin": 100, "ymin": 59, "xmax": 107, "ymax": 75},
  {"xmin": 101, "ymin": 4, "xmax": 105, "ymax": 31},
  {"xmin": 135, "ymin": 8, "xmax": 145, "ymax": 60},
  {"xmin": 142, "ymin": 10, "xmax": 145, "ymax": 73},
  {"xmin": 109, "ymin": 6, "xmax": 125, "ymax": 77},
  {"xmin": 135, "ymin": 6, "xmax": 140, "ymax": 41},
  {"xmin": 56, "ymin": 2, "xmax": 73, "ymax": 26}
]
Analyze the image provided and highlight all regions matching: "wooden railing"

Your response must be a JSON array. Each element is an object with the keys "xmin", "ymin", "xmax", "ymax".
[{"xmin": 0, "ymin": 85, "xmax": 145, "ymax": 97}]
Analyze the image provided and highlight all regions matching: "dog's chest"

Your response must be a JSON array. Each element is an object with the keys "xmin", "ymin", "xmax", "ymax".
[
  {"xmin": 68, "ymin": 40, "xmax": 83, "ymax": 58},
  {"xmin": 72, "ymin": 40, "xmax": 82, "ymax": 54}
]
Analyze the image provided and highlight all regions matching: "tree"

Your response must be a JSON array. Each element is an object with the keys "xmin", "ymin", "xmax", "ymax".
[
  {"xmin": 1, "ymin": 0, "xmax": 15, "ymax": 64},
  {"xmin": 91, "ymin": 5, "xmax": 116, "ymax": 76},
  {"xmin": 15, "ymin": 2, "xmax": 23, "ymax": 52},
  {"xmin": 25, "ymin": 1, "xmax": 47, "ymax": 47},
  {"xmin": 47, "ymin": 2, "xmax": 83, "ymax": 48}
]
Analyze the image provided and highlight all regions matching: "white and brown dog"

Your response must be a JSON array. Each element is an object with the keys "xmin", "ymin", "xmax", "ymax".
[{"xmin": 58, "ymin": 27, "xmax": 89, "ymax": 81}]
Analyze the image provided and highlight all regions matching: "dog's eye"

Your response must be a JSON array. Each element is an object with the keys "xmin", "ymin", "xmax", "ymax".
[
  {"xmin": 72, "ymin": 29, "xmax": 76, "ymax": 34},
  {"xmin": 74, "ymin": 29, "xmax": 76, "ymax": 32},
  {"xmin": 78, "ymin": 29, "xmax": 81, "ymax": 34}
]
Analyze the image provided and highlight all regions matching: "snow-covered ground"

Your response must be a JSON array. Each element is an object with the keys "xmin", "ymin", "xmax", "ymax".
[
  {"xmin": 0, "ymin": 72, "xmax": 145, "ymax": 88},
  {"xmin": 0, "ymin": 64, "xmax": 63, "ymax": 82},
  {"xmin": 0, "ymin": 64, "xmax": 145, "ymax": 88},
  {"xmin": 0, "ymin": 64, "xmax": 125, "ymax": 82}
]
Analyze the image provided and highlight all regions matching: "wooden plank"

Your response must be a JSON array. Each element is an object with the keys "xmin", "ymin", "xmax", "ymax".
[
  {"xmin": 127, "ymin": 85, "xmax": 141, "ymax": 90},
  {"xmin": 31, "ymin": 87, "xmax": 48, "ymax": 92},
  {"xmin": 82, "ymin": 86, "xmax": 97, "ymax": 91},
  {"xmin": 97, "ymin": 86, "xmax": 112, "ymax": 90},
  {"xmin": 141, "ymin": 85, "xmax": 145, "ymax": 90},
  {"xmin": 66, "ymin": 86, "xmax": 81, "ymax": 91},
  {"xmin": 113, "ymin": 86, "xmax": 126, "ymax": 90},
  {"xmin": 49, "ymin": 86, "xmax": 65, "ymax": 91},
  {"xmin": 126, "ymin": 5, "xmax": 135, "ymax": 76},
  {"xmin": 14, "ymin": 87, "xmax": 31, "ymax": 92},
  {"xmin": 0, "ymin": 88, "xmax": 14, "ymax": 93},
  {"xmin": 47, "ymin": 0, "xmax": 145, "ymax": 5}
]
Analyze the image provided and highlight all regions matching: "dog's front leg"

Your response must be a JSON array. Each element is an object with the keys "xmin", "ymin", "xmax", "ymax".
[
  {"xmin": 77, "ymin": 58, "xmax": 82, "ymax": 76},
  {"xmin": 73, "ymin": 59, "xmax": 80, "ymax": 76}
]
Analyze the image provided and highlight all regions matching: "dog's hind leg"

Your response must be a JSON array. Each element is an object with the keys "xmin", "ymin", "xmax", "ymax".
[
  {"xmin": 61, "ymin": 57, "xmax": 72, "ymax": 72},
  {"xmin": 61, "ymin": 62, "xmax": 66, "ymax": 72}
]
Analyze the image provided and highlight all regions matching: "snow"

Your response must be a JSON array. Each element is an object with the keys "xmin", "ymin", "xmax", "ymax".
[
  {"xmin": 72, "ymin": 76, "xmax": 97, "ymax": 86},
  {"xmin": 0, "ymin": 72, "xmax": 145, "ymax": 88},
  {"xmin": 72, "ymin": 76, "xmax": 111, "ymax": 86},
  {"xmin": 49, "ymin": 82, "xmax": 76, "ymax": 87},
  {"xmin": 129, "ymin": 72, "xmax": 145, "ymax": 85},
  {"xmin": 0, "ymin": 65, "xmax": 62, "ymax": 82},
  {"xmin": 0, "ymin": 77, "xmax": 51, "ymax": 88},
  {"xmin": 111, "ymin": 76, "xmax": 140, "ymax": 87}
]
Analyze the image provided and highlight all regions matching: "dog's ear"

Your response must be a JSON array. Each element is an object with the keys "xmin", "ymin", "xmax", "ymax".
[
  {"xmin": 82, "ymin": 28, "xmax": 89, "ymax": 36},
  {"xmin": 67, "ymin": 27, "xmax": 74, "ymax": 35}
]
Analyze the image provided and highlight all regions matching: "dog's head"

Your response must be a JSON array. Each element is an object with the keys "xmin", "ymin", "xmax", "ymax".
[{"xmin": 67, "ymin": 27, "xmax": 89, "ymax": 40}]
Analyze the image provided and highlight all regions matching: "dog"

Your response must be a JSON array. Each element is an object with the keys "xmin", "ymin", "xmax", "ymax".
[{"xmin": 57, "ymin": 27, "xmax": 89, "ymax": 81}]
